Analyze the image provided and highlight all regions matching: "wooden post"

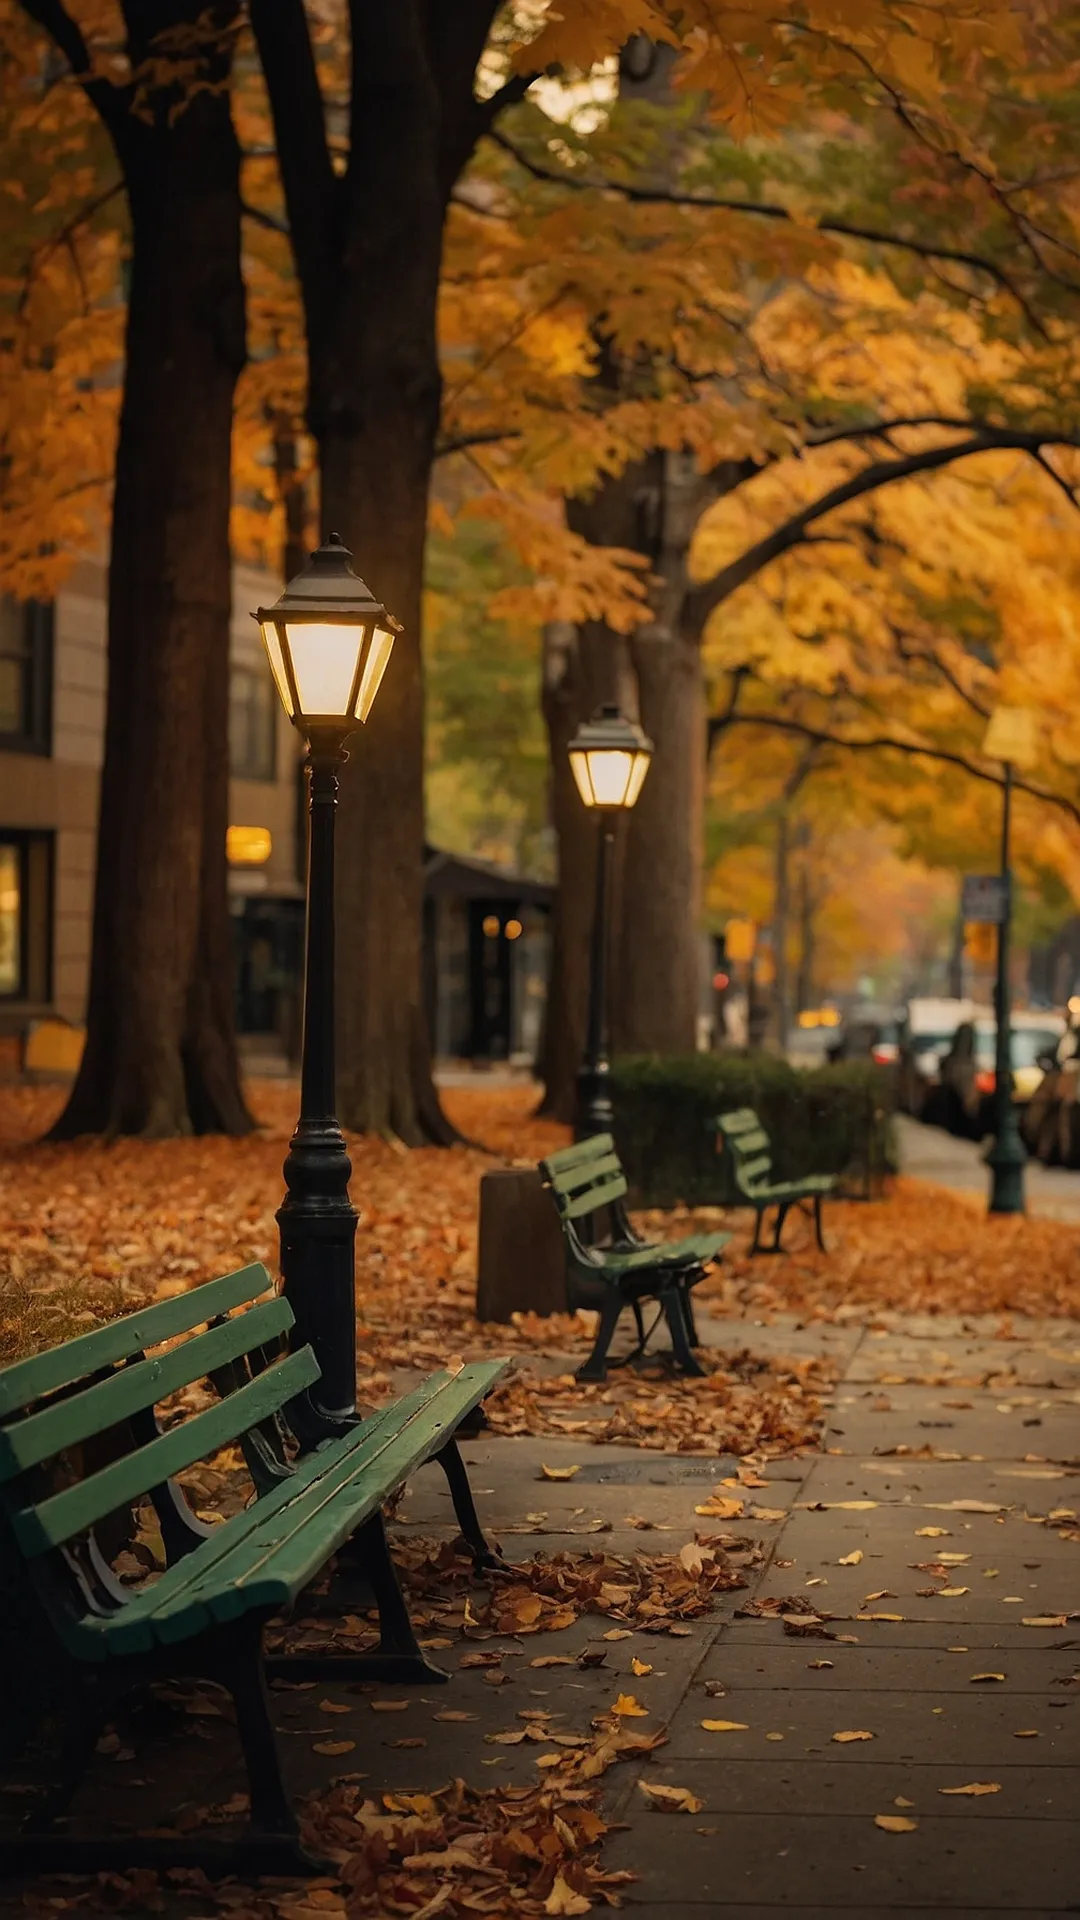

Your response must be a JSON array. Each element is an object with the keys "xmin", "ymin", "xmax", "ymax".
[{"xmin": 476, "ymin": 1169, "xmax": 568, "ymax": 1323}]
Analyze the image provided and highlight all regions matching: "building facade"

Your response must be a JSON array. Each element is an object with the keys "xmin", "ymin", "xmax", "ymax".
[{"xmin": 0, "ymin": 557, "xmax": 303, "ymax": 1046}]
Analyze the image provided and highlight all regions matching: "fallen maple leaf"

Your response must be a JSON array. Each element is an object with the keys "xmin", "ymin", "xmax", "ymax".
[
  {"xmin": 940, "ymin": 1782, "xmax": 1001, "ymax": 1796},
  {"xmin": 875, "ymin": 1814, "xmax": 917, "ymax": 1832},
  {"xmin": 915, "ymin": 1527, "xmax": 950, "ymax": 1538},
  {"xmin": 970, "ymin": 1673, "xmax": 1006, "ymax": 1683},
  {"xmin": 312, "ymin": 1740, "xmax": 355, "ymax": 1756},
  {"xmin": 544, "ymin": 1874, "xmax": 592, "ymax": 1915},
  {"xmin": 612, "ymin": 1693, "xmax": 649, "ymax": 1717},
  {"xmin": 694, "ymin": 1495, "xmax": 743, "ymax": 1520},
  {"xmin": 937, "ymin": 1587, "xmax": 970, "ymax": 1597},
  {"xmin": 638, "ymin": 1780, "xmax": 704, "ymax": 1814},
  {"xmin": 832, "ymin": 1730, "xmax": 874, "ymax": 1743},
  {"xmin": 837, "ymin": 1550, "xmax": 863, "ymax": 1566},
  {"xmin": 370, "ymin": 1700, "xmax": 409, "ymax": 1713},
  {"xmin": 701, "ymin": 1720, "xmax": 749, "ymax": 1732},
  {"xmin": 631, "ymin": 1657, "xmax": 653, "ymax": 1677},
  {"xmin": 541, "ymin": 1464, "xmax": 581, "ymax": 1481},
  {"xmin": 1022, "ymin": 1615, "xmax": 1067, "ymax": 1627}
]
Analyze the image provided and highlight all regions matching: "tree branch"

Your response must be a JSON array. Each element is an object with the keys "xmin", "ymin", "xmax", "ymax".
[
  {"xmin": 685, "ymin": 429, "xmax": 1080, "ymax": 637},
  {"xmin": 248, "ymin": 0, "xmax": 337, "ymax": 316},
  {"xmin": 487, "ymin": 129, "xmax": 1044, "ymax": 330},
  {"xmin": 17, "ymin": 0, "xmax": 131, "ymax": 131},
  {"xmin": 710, "ymin": 709, "xmax": 1080, "ymax": 826}
]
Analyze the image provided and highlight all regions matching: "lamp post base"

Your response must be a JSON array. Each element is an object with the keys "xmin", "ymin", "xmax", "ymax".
[
  {"xmin": 278, "ymin": 1115, "xmax": 359, "ymax": 1435},
  {"xmin": 984, "ymin": 1106, "xmax": 1027, "ymax": 1215}
]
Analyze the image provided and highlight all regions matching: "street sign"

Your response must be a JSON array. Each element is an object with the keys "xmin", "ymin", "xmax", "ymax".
[{"xmin": 961, "ymin": 873, "xmax": 1008, "ymax": 925}]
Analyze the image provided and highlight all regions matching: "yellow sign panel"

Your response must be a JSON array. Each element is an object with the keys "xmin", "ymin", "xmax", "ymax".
[
  {"xmin": 724, "ymin": 917, "xmax": 756, "ymax": 963},
  {"xmin": 964, "ymin": 921, "xmax": 997, "ymax": 965},
  {"xmin": 983, "ymin": 706, "xmax": 1038, "ymax": 769}
]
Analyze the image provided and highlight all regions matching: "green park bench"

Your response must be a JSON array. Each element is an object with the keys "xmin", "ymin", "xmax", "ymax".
[
  {"xmin": 539, "ymin": 1133, "xmax": 730, "ymax": 1382},
  {"xmin": 712, "ymin": 1107, "xmax": 836, "ymax": 1254},
  {"xmin": 0, "ymin": 1262, "xmax": 507, "ymax": 1878}
]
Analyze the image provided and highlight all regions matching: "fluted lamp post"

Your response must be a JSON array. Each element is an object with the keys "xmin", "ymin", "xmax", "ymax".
[
  {"xmin": 981, "ymin": 704, "xmax": 1037, "ymax": 1217},
  {"xmin": 255, "ymin": 533, "xmax": 398, "ymax": 1426},
  {"xmin": 569, "ymin": 704, "xmax": 653, "ymax": 1139}
]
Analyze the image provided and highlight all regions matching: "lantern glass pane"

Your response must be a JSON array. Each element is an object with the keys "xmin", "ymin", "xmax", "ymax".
[
  {"xmin": 623, "ymin": 751, "xmax": 651, "ymax": 809},
  {"xmin": 285, "ymin": 620, "xmax": 363, "ymax": 718},
  {"xmin": 569, "ymin": 749, "xmax": 595, "ymax": 807},
  {"xmin": 354, "ymin": 624, "xmax": 394, "ymax": 722},
  {"xmin": 586, "ymin": 747, "xmax": 633, "ymax": 808},
  {"xmin": 260, "ymin": 621, "xmax": 295, "ymax": 718}
]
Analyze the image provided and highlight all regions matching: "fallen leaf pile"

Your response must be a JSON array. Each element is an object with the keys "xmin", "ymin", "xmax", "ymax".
[
  {"xmin": 389, "ymin": 1535, "xmax": 746, "ymax": 1637},
  {"xmin": 482, "ymin": 1349, "xmax": 832, "ymax": 1459},
  {"xmin": 4, "ymin": 1086, "xmax": 1078, "ymax": 1391}
]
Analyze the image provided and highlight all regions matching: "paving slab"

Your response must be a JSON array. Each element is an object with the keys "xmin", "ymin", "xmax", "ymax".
[
  {"xmin": 603, "ymin": 1810, "xmax": 1079, "ymax": 1909},
  {"xmin": 700, "ymin": 1642, "xmax": 1076, "ymax": 1692},
  {"xmin": 631, "ymin": 1755, "xmax": 1077, "ymax": 1819},
  {"xmin": 662, "ymin": 1685, "xmax": 1078, "ymax": 1766}
]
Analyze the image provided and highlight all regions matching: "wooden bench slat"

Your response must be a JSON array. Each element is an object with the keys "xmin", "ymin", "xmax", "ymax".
[
  {"xmin": 0, "ymin": 1296, "xmax": 294, "ymax": 1483},
  {"xmin": 58, "ymin": 1362, "xmax": 509, "ymax": 1658},
  {"xmin": 8, "ymin": 1345, "xmax": 320, "ymax": 1557},
  {"xmin": 560, "ymin": 1171, "xmax": 629, "ymax": 1218},
  {"xmin": 716, "ymin": 1109, "xmax": 759, "ymax": 1134},
  {"xmin": 153, "ymin": 1363, "xmax": 509, "ymax": 1642},
  {"xmin": 546, "ymin": 1153, "xmax": 625, "ymax": 1201},
  {"xmin": 0, "ymin": 1264, "xmax": 274, "ymax": 1419}
]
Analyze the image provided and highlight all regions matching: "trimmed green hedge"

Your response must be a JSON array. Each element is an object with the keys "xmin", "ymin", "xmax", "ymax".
[{"xmin": 610, "ymin": 1053, "xmax": 895, "ymax": 1209}]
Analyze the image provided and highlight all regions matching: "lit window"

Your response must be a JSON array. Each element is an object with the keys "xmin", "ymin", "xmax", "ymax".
[
  {"xmin": 227, "ymin": 825, "xmax": 273, "ymax": 866},
  {"xmin": 0, "ymin": 598, "xmax": 53, "ymax": 754},
  {"xmin": 230, "ymin": 665, "xmax": 277, "ymax": 781},
  {"xmin": 0, "ymin": 832, "xmax": 53, "ymax": 1000}
]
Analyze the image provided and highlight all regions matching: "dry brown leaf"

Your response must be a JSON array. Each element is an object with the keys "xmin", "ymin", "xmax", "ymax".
[
  {"xmin": 875, "ymin": 1815, "xmax": 918, "ymax": 1832},
  {"xmin": 312, "ymin": 1740, "xmax": 355, "ymax": 1756},
  {"xmin": 701, "ymin": 1720, "xmax": 749, "ymax": 1732},
  {"xmin": 937, "ymin": 1587, "xmax": 970, "ymax": 1598},
  {"xmin": 1022, "ymin": 1615, "xmax": 1067, "ymax": 1627},
  {"xmin": 370, "ymin": 1700, "xmax": 409, "ymax": 1713},
  {"xmin": 915, "ymin": 1527, "xmax": 951, "ymax": 1538},
  {"xmin": 970, "ymin": 1673, "xmax": 1006, "ymax": 1683},
  {"xmin": 837, "ymin": 1550, "xmax": 863, "ymax": 1565},
  {"xmin": 433, "ymin": 1711, "xmax": 478, "ymax": 1722},
  {"xmin": 694, "ymin": 1495, "xmax": 744, "ymax": 1520},
  {"xmin": 318, "ymin": 1699, "xmax": 351, "ymax": 1713},
  {"xmin": 940, "ymin": 1782, "xmax": 1001, "ymax": 1796},
  {"xmin": 544, "ymin": 1873, "xmax": 592, "ymax": 1915},
  {"xmin": 638, "ymin": 1780, "xmax": 703, "ymax": 1814},
  {"xmin": 541, "ymin": 1464, "xmax": 581, "ymax": 1481},
  {"xmin": 631, "ymin": 1657, "xmax": 653, "ymax": 1677},
  {"xmin": 612, "ymin": 1693, "xmax": 649, "ymax": 1717},
  {"xmin": 832, "ymin": 1730, "xmax": 874, "ymax": 1743}
]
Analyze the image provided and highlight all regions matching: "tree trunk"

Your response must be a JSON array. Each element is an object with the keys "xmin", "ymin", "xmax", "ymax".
[
  {"xmin": 771, "ymin": 805, "xmax": 791, "ymax": 1050},
  {"xmin": 53, "ymin": 26, "xmax": 250, "ymax": 1139},
  {"xmin": 308, "ymin": 35, "xmax": 450, "ymax": 1144},
  {"xmin": 796, "ymin": 861, "xmax": 816, "ymax": 1012}
]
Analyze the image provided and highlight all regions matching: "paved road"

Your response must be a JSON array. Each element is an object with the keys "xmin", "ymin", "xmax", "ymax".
[{"xmin": 896, "ymin": 1115, "xmax": 1080, "ymax": 1222}]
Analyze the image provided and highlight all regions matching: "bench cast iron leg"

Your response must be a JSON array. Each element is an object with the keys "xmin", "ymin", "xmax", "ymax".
[
  {"xmin": 22, "ymin": 1669, "xmax": 117, "ymax": 1835},
  {"xmin": 575, "ymin": 1291, "xmax": 623, "ymax": 1383},
  {"xmin": 268, "ymin": 1513, "xmax": 449, "ymax": 1687},
  {"xmin": 660, "ymin": 1289, "xmax": 706, "ymax": 1377},
  {"xmin": 220, "ymin": 1620, "xmax": 301, "ymax": 1843},
  {"xmin": 813, "ymin": 1193, "xmax": 827, "ymax": 1252},
  {"xmin": 437, "ymin": 1436, "xmax": 503, "ymax": 1571},
  {"xmin": 773, "ymin": 1203, "xmax": 789, "ymax": 1251},
  {"xmin": 750, "ymin": 1209, "xmax": 764, "ymax": 1255}
]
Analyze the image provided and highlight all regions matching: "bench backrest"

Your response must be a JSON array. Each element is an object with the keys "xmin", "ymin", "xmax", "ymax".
[
  {"xmin": 0, "ymin": 1265, "xmax": 316, "ymax": 1604},
  {"xmin": 713, "ymin": 1107, "xmax": 774, "ymax": 1192},
  {"xmin": 538, "ymin": 1132, "xmax": 628, "ymax": 1223}
]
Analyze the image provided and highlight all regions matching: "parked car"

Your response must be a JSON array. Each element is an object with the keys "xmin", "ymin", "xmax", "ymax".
[
  {"xmin": 933, "ymin": 1012, "xmax": 1065, "ymax": 1138},
  {"xmin": 896, "ymin": 998, "xmax": 977, "ymax": 1117},
  {"xmin": 825, "ymin": 1004, "xmax": 902, "ymax": 1066},
  {"xmin": 1022, "ymin": 1018, "xmax": 1080, "ymax": 1164}
]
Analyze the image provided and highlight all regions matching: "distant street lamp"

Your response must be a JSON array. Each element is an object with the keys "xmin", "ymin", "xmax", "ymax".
[
  {"xmin": 568, "ymin": 704, "xmax": 653, "ymax": 1139},
  {"xmin": 256, "ymin": 533, "xmax": 398, "ymax": 1424},
  {"xmin": 981, "ymin": 704, "xmax": 1038, "ymax": 1216}
]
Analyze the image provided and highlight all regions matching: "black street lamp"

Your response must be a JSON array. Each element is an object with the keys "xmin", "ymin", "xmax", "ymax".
[
  {"xmin": 255, "ymin": 533, "xmax": 398, "ymax": 1425},
  {"xmin": 568, "ymin": 704, "xmax": 653, "ymax": 1139},
  {"xmin": 981, "ymin": 705, "xmax": 1037, "ymax": 1216}
]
